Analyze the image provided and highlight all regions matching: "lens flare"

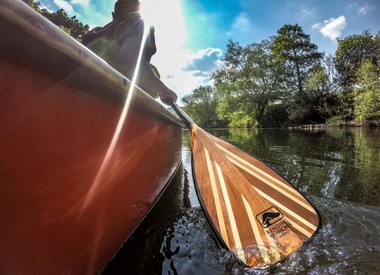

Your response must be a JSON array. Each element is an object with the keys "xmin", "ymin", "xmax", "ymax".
[{"xmin": 81, "ymin": 24, "xmax": 150, "ymax": 211}]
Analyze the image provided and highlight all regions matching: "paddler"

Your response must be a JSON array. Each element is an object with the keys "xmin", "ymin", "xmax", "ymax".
[{"xmin": 82, "ymin": 0, "xmax": 177, "ymax": 104}]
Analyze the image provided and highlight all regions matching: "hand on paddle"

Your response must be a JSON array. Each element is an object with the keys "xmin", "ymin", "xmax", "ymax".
[{"xmin": 159, "ymin": 87, "xmax": 177, "ymax": 105}]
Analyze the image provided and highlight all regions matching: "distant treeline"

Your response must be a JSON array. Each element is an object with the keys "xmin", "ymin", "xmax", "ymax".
[
  {"xmin": 23, "ymin": 0, "xmax": 89, "ymax": 41},
  {"xmin": 183, "ymin": 25, "xmax": 380, "ymax": 128}
]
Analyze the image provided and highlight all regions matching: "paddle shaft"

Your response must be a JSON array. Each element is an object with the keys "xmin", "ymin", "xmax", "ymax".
[{"xmin": 169, "ymin": 102, "xmax": 194, "ymax": 129}]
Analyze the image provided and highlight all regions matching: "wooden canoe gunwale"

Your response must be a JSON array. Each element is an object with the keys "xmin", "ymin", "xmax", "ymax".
[{"xmin": 0, "ymin": 0, "xmax": 182, "ymax": 127}]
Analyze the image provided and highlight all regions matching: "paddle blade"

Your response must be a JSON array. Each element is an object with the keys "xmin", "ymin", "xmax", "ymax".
[{"xmin": 190, "ymin": 125, "xmax": 320, "ymax": 267}]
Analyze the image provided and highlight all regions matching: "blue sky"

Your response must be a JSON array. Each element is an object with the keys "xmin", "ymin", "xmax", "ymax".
[{"xmin": 40, "ymin": 0, "xmax": 379, "ymax": 100}]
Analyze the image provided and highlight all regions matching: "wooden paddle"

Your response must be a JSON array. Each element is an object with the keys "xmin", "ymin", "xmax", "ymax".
[{"xmin": 170, "ymin": 102, "xmax": 321, "ymax": 267}]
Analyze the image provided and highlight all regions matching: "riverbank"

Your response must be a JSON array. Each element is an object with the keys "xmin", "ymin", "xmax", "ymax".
[{"xmin": 289, "ymin": 120, "xmax": 380, "ymax": 129}]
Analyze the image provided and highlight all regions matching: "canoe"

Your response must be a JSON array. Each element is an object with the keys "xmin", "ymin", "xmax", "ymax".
[{"xmin": 0, "ymin": 0, "xmax": 183, "ymax": 274}]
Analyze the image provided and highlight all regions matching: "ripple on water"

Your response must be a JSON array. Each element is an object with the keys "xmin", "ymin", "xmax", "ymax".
[
  {"xmin": 104, "ymin": 196, "xmax": 380, "ymax": 274},
  {"xmin": 159, "ymin": 207, "xmax": 236, "ymax": 274},
  {"xmin": 268, "ymin": 197, "xmax": 380, "ymax": 274},
  {"xmin": 157, "ymin": 198, "xmax": 380, "ymax": 274}
]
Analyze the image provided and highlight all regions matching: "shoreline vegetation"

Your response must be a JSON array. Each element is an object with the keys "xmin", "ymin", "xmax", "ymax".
[
  {"xmin": 24, "ymin": 0, "xmax": 379, "ymax": 129},
  {"xmin": 288, "ymin": 123, "xmax": 380, "ymax": 130},
  {"xmin": 289, "ymin": 120, "xmax": 380, "ymax": 129},
  {"xmin": 181, "ymin": 29, "xmax": 379, "ymax": 129},
  {"xmin": 200, "ymin": 121, "xmax": 380, "ymax": 131}
]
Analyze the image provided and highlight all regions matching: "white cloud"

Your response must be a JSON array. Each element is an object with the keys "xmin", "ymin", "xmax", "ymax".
[
  {"xmin": 226, "ymin": 12, "xmax": 256, "ymax": 44},
  {"xmin": 313, "ymin": 16, "xmax": 347, "ymax": 41},
  {"xmin": 233, "ymin": 13, "xmax": 251, "ymax": 30},
  {"xmin": 312, "ymin": 22, "xmax": 322, "ymax": 30},
  {"xmin": 71, "ymin": 0, "xmax": 90, "ymax": 7},
  {"xmin": 358, "ymin": 4, "xmax": 373, "ymax": 15},
  {"xmin": 183, "ymin": 48, "xmax": 222, "ymax": 73},
  {"xmin": 301, "ymin": 8, "xmax": 316, "ymax": 18},
  {"xmin": 40, "ymin": 4, "xmax": 53, "ymax": 12},
  {"xmin": 229, "ymin": 12, "xmax": 253, "ymax": 33},
  {"xmin": 162, "ymin": 70, "xmax": 213, "ymax": 100},
  {"xmin": 54, "ymin": 0, "xmax": 74, "ymax": 14},
  {"xmin": 155, "ymin": 47, "xmax": 222, "ymax": 99},
  {"xmin": 320, "ymin": 16, "xmax": 347, "ymax": 40},
  {"xmin": 347, "ymin": 2, "xmax": 374, "ymax": 15}
]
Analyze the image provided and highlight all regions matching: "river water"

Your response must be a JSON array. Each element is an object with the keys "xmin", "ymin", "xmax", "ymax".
[{"xmin": 103, "ymin": 128, "xmax": 380, "ymax": 274}]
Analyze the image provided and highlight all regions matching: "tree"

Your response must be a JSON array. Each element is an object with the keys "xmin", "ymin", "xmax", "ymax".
[
  {"xmin": 335, "ymin": 31, "xmax": 380, "ymax": 89},
  {"xmin": 22, "ymin": 0, "xmax": 89, "ymax": 41},
  {"xmin": 182, "ymin": 86, "xmax": 227, "ymax": 128},
  {"xmin": 305, "ymin": 55, "xmax": 340, "ymax": 121},
  {"xmin": 335, "ymin": 31, "xmax": 380, "ymax": 120},
  {"xmin": 46, "ymin": 9, "xmax": 89, "ymax": 41},
  {"xmin": 213, "ymin": 39, "xmax": 286, "ymax": 127},
  {"xmin": 272, "ymin": 24, "xmax": 323, "ymax": 122},
  {"xmin": 353, "ymin": 60, "xmax": 380, "ymax": 123}
]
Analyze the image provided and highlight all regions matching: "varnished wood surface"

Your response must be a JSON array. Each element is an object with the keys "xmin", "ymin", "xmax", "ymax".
[
  {"xmin": 191, "ymin": 125, "xmax": 320, "ymax": 267},
  {"xmin": 0, "ymin": 1, "xmax": 182, "ymax": 274}
]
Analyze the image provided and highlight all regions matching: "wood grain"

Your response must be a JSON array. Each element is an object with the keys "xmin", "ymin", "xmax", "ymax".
[{"xmin": 191, "ymin": 125, "xmax": 320, "ymax": 267}]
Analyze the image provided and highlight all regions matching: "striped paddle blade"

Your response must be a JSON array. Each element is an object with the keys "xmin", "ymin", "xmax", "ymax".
[{"xmin": 190, "ymin": 125, "xmax": 321, "ymax": 267}]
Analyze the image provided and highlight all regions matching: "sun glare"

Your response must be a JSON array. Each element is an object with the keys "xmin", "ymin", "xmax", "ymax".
[
  {"xmin": 140, "ymin": 0, "xmax": 186, "ymax": 46},
  {"xmin": 140, "ymin": 0, "xmax": 188, "ymax": 81},
  {"xmin": 81, "ymin": 25, "xmax": 150, "ymax": 211}
]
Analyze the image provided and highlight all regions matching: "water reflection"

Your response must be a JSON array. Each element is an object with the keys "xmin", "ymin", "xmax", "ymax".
[
  {"xmin": 205, "ymin": 128, "xmax": 380, "ymax": 206},
  {"xmin": 104, "ymin": 128, "xmax": 380, "ymax": 274}
]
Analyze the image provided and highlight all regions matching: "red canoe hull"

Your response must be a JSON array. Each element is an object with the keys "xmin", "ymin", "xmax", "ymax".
[{"xmin": 0, "ymin": 1, "xmax": 182, "ymax": 273}]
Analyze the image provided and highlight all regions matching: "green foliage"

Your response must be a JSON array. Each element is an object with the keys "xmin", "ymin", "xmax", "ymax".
[
  {"xmin": 213, "ymin": 39, "xmax": 287, "ymax": 127},
  {"xmin": 304, "ymin": 55, "xmax": 340, "ymax": 121},
  {"xmin": 227, "ymin": 112, "xmax": 256, "ymax": 128},
  {"xmin": 272, "ymin": 24, "xmax": 323, "ymax": 123},
  {"xmin": 335, "ymin": 31, "xmax": 380, "ymax": 88},
  {"xmin": 59, "ymin": 25, "xmax": 72, "ymax": 36},
  {"xmin": 272, "ymin": 24, "xmax": 322, "ymax": 91},
  {"xmin": 207, "ymin": 26, "xmax": 378, "ymax": 127},
  {"xmin": 46, "ymin": 10, "xmax": 89, "ymax": 41},
  {"xmin": 182, "ymin": 86, "xmax": 227, "ymax": 128},
  {"xmin": 335, "ymin": 31, "xmax": 380, "ymax": 120},
  {"xmin": 353, "ymin": 60, "xmax": 380, "ymax": 123},
  {"xmin": 188, "ymin": 27, "xmax": 379, "ymax": 128},
  {"xmin": 327, "ymin": 116, "xmax": 346, "ymax": 126},
  {"xmin": 23, "ymin": 0, "xmax": 89, "ymax": 41}
]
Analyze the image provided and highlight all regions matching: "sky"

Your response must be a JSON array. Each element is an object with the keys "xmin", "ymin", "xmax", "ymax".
[{"xmin": 39, "ymin": 0, "xmax": 379, "ymax": 100}]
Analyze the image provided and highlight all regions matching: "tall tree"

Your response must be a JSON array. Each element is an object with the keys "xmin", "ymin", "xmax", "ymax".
[
  {"xmin": 353, "ymin": 60, "xmax": 380, "ymax": 123},
  {"xmin": 182, "ymin": 86, "xmax": 226, "ymax": 128},
  {"xmin": 335, "ymin": 31, "xmax": 380, "ymax": 88},
  {"xmin": 272, "ymin": 24, "xmax": 322, "ymax": 122},
  {"xmin": 305, "ymin": 55, "xmax": 339, "ymax": 121},
  {"xmin": 335, "ymin": 31, "xmax": 380, "ymax": 120},
  {"xmin": 213, "ymin": 39, "xmax": 286, "ymax": 127}
]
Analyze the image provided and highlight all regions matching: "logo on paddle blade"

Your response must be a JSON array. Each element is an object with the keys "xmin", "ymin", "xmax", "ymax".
[{"xmin": 256, "ymin": 206, "xmax": 283, "ymax": 228}]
